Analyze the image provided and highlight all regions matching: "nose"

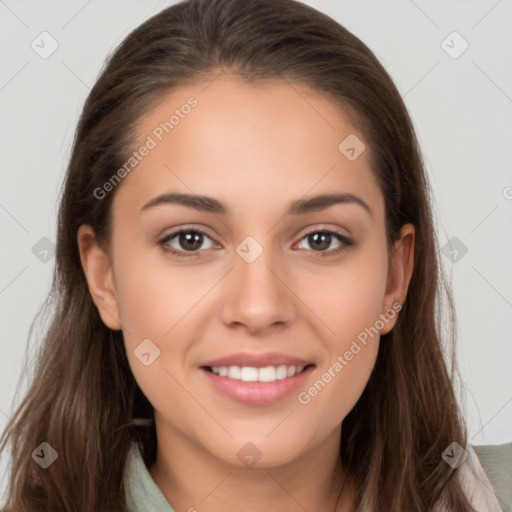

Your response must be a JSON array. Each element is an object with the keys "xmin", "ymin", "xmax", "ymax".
[{"xmin": 220, "ymin": 241, "xmax": 297, "ymax": 335}]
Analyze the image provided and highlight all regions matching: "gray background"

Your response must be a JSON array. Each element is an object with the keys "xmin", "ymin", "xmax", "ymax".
[{"xmin": 1, "ymin": 0, "xmax": 511, "ymax": 497}]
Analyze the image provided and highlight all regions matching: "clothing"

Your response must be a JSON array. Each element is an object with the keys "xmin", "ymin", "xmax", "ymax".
[
  {"xmin": 456, "ymin": 444, "xmax": 504, "ymax": 512},
  {"xmin": 124, "ymin": 443, "xmax": 176, "ymax": 512},
  {"xmin": 123, "ymin": 442, "xmax": 503, "ymax": 511}
]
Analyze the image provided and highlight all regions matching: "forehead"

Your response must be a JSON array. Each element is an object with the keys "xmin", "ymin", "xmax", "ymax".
[{"xmin": 113, "ymin": 75, "xmax": 383, "ymax": 221}]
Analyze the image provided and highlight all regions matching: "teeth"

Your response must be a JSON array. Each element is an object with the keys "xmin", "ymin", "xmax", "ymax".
[
  {"xmin": 276, "ymin": 365, "xmax": 288, "ymax": 380},
  {"xmin": 259, "ymin": 366, "xmax": 277, "ymax": 382},
  {"xmin": 227, "ymin": 366, "xmax": 241, "ymax": 379},
  {"xmin": 209, "ymin": 365, "xmax": 306, "ymax": 382},
  {"xmin": 240, "ymin": 367, "xmax": 259, "ymax": 382}
]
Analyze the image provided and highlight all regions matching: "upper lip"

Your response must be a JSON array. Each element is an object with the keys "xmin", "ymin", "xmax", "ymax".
[{"xmin": 200, "ymin": 352, "xmax": 314, "ymax": 369}]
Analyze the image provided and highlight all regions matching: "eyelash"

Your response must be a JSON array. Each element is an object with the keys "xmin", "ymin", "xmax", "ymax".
[{"xmin": 157, "ymin": 227, "xmax": 354, "ymax": 259}]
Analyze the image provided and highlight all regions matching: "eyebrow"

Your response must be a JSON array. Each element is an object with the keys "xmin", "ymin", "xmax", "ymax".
[{"xmin": 140, "ymin": 192, "xmax": 373, "ymax": 218}]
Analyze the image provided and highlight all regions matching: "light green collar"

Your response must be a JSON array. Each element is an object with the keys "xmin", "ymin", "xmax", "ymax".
[{"xmin": 124, "ymin": 443, "xmax": 176, "ymax": 512}]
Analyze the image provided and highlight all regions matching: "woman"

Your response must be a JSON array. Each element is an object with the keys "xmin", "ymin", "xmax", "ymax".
[{"xmin": 0, "ymin": 0, "xmax": 502, "ymax": 510}]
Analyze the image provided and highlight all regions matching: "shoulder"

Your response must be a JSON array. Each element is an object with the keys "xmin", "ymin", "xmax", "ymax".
[
  {"xmin": 458, "ymin": 443, "xmax": 508, "ymax": 512},
  {"xmin": 471, "ymin": 442, "xmax": 512, "ymax": 512}
]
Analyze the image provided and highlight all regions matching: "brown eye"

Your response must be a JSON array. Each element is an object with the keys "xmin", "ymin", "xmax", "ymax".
[
  {"xmin": 176, "ymin": 231, "xmax": 204, "ymax": 251},
  {"xmin": 158, "ymin": 229, "xmax": 215, "ymax": 257},
  {"xmin": 297, "ymin": 230, "xmax": 353, "ymax": 257}
]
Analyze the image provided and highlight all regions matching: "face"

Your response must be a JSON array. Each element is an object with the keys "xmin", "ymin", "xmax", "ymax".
[{"xmin": 79, "ymin": 76, "xmax": 414, "ymax": 468}]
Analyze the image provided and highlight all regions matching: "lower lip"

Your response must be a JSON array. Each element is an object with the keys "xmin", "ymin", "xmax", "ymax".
[{"xmin": 200, "ymin": 366, "xmax": 314, "ymax": 405}]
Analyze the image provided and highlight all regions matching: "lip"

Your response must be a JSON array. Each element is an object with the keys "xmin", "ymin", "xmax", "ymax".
[
  {"xmin": 200, "ymin": 352, "xmax": 313, "ymax": 368},
  {"xmin": 200, "ymin": 366, "xmax": 314, "ymax": 405}
]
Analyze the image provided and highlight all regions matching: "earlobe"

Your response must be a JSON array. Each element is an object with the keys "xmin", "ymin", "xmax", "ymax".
[
  {"xmin": 380, "ymin": 223, "xmax": 415, "ymax": 335},
  {"xmin": 77, "ymin": 224, "xmax": 122, "ymax": 330}
]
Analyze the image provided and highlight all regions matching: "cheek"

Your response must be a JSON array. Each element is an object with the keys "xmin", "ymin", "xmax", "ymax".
[
  {"xmin": 300, "ymin": 244, "xmax": 389, "ymax": 340},
  {"xmin": 295, "ymin": 278, "xmax": 383, "ymax": 431},
  {"xmin": 112, "ymin": 241, "xmax": 203, "ymax": 340},
  {"xmin": 110, "ymin": 239, "xmax": 228, "ymax": 398},
  {"xmin": 295, "ymin": 342, "xmax": 379, "ymax": 441},
  {"xmin": 109, "ymin": 242, "xmax": 189, "ymax": 385},
  {"xmin": 293, "ymin": 246, "xmax": 388, "ymax": 422}
]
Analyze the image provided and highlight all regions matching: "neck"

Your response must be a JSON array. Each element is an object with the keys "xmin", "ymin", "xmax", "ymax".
[{"xmin": 148, "ymin": 422, "xmax": 353, "ymax": 512}]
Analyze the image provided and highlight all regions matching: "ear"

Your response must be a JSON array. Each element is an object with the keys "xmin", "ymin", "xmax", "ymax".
[
  {"xmin": 77, "ymin": 224, "xmax": 122, "ymax": 330},
  {"xmin": 379, "ymin": 223, "xmax": 415, "ymax": 335}
]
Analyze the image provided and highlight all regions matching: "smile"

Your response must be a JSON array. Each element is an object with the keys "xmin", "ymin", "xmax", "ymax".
[
  {"xmin": 200, "ymin": 364, "xmax": 315, "ymax": 405},
  {"xmin": 205, "ymin": 364, "xmax": 306, "ymax": 382}
]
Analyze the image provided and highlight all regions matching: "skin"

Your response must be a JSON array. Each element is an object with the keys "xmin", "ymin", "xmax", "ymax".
[{"xmin": 78, "ymin": 75, "xmax": 414, "ymax": 512}]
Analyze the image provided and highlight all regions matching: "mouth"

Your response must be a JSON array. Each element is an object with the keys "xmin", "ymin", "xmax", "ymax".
[
  {"xmin": 201, "ymin": 364, "xmax": 314, "ymax": 382},
  {"xmin": 199, "ymin": 361, "xmax": 315, "ymax": 405}
]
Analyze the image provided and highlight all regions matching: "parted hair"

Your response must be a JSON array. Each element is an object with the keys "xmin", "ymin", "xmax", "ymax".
[{"xmin": 0, "ymin": 0, "xmax": 475, "ymax": 510}]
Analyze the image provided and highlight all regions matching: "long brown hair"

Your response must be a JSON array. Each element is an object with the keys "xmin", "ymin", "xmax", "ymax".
[{"xmin": 1, "ymin": 0, "xmax": 475, "ymax": 510}]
